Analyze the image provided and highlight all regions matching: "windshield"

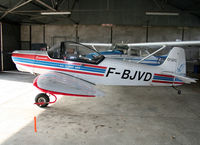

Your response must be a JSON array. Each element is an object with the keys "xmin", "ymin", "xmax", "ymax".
[{"xmin": 48, "ymin": 41, "xmax": 104, "ymax": 64}]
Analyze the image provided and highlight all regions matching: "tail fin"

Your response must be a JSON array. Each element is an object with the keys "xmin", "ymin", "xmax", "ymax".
[
  {"xmin": 161, "ymin": 47, "xmax": 186, "ymax": 76},
  {"xmin": 160, "ymin": 47, "xmax": 197, "ymax": 84}
]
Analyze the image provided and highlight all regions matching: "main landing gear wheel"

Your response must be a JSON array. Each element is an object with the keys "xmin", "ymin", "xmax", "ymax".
[
  {"xmin": 172, "ymin": 86, "xmax": 182, "ymax": 95},
  {"xmin": 35, "ymin": 93, "xmax": 50, "ymax": 107}
]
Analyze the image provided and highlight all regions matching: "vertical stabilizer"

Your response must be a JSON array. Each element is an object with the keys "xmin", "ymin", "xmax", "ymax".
[{"xmin": 160, "ymin": 47, "xmax": 186, "ymax": 76}]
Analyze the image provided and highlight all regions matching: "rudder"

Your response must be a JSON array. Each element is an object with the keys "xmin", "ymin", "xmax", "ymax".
[{"xmin": 160, "ymin": 47, "xmax": 186, "ymax": 76}]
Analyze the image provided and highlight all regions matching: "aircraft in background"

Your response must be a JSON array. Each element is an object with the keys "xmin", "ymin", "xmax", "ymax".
[
  {"xmin": 82, "ymin": 41, "xmax": 200, "ymax": 65},
  {"xmin": 12, "ymin": 41, "xmax": 199, "ymax": 107},
  {"xmin": 82, "ymin": 43, "xmax": 165, "ymax": 66}
]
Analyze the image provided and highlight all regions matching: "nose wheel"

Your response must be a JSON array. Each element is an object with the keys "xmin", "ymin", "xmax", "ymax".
[{"xmin": 35, "ymin": 93, "xmax": 50, "ymax": 107}]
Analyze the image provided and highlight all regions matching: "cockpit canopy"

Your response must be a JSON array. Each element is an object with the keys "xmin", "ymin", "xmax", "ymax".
[{"xmin": 48, "ymin": 41, "xmax": 104, "ymax": 64}]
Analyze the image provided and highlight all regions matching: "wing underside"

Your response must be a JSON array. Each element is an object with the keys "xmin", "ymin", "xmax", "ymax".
[{"xmin": 33, "ymin": 72, "xmax": 104, "ymax": 97}]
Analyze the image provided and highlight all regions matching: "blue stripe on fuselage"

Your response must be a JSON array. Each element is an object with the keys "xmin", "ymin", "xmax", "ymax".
[
  {"xmin": 175, "ymin": 78, "xmax": 182, "ymax": 82},
  {"xmin": 12, "ymin": 57, "xmax": 106, "ymax": 73},
  {"xmin": 110, "ymin": 57, "xmax": 158, "ymax": 62},
  {"xmin": 153, "ymin": 75, "xmax": 183, "ymax": 82},
  {"xmin": 141, "ymin": 63, "xmax": 160, "ymax": 66},
  {"xmin": 153, "ymin": 76, "xmax": 174, "ymax": 81}
]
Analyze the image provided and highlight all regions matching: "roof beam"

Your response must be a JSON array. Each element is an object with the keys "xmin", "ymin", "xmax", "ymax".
[
  {"xmin": 161, "ymin": 0, "xmax": 200, "ymax": 20},
  {"xmin": 35, "ymin": 0, "xmax": 57, "ymax": 11},
  {"xmin": 66, "ymin": 0, "xmax": 79, "ymax": 24},
  {"xmin": 31, "ymin": 1, "xmax": 48, "ymax": 10},
  {"xmin": 0, "ymin": 4, "xmax": 7, "ymax": 10},
  {"xmin": 55, "ymin": 0, "xmax": 66, "ymax": 10},
  {"xmin": 0, "ymin": 0, "xmax": 32, "ymax": 20},
  {"xmin": 51, "ymin": 0, "xmax": 56, "ymax": 8}
]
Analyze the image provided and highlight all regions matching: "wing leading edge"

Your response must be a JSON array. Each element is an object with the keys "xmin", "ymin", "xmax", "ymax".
[
  {"xmin": 33, "ymin": 72, "xmax": 104, "ymax": 97},
  {"xmin": 81, "ymin": 41, "xmax": 200, "ymax": 47}
]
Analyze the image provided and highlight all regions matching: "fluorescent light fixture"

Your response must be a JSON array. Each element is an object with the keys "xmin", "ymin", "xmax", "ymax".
[
  {"xmin": 41, "ymin": 11, "xmax": 71, "ymax": 15},
  {"xmin": 145, "ymin": 12, "xmax": 179, "ymax": 16}
]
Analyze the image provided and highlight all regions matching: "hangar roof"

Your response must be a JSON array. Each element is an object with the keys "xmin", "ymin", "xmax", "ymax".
[{"xmin": 0, "ymin": 0, "xmax": 200, "ymax": 26}]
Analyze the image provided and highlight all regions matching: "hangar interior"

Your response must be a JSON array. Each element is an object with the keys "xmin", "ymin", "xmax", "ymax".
[
  {"xmin": 1, "ymin": 0, "xmax": 200, "ymax": 72},
  {"xmin": 0, "ymin": 0, "xmax": 200, "ymax": 145}
]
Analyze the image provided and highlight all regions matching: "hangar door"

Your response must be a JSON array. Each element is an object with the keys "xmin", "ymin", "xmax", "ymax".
[
  {"xmin": 2, "ymin": 23, "xmax": 20, "ymax": 71},
  {"xmin": 0, "ymin": 23, "xmax": 2, "ymax": 71}
]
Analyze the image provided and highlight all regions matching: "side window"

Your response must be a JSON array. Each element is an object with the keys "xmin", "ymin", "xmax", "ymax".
[
  {"xmin": 76, "ymin": 44, "xmax": 102, "ymax": 64},
  {"xmin": 48, "ymin": 42, "xmax": 104, "ymax": 64},
  {"xmin": 47, "ymin": 44, "xmax": 61, "ymax": 59},
  {"xmin": 63, "ymin": 47, "xmax": 78, "ymax": 60},
  {"xmin": 61, "ymin": 43, "xmax": 79, "ymax": 60}
]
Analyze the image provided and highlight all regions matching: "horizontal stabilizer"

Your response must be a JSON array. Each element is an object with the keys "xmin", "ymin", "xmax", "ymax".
[{"xmin": 162, "ymin": 71, "xmax": 197, "ymax": 84}]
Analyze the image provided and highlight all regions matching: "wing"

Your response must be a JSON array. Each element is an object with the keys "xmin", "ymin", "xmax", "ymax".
[
  {"xmin": 81, "ymin": 43, "xmax": 112, "ymax": 47},
  {"xmin": 33, "ymin": 72, "xmax": 104, "ymax": 97},
  {"xmin": 127, "ymin": 41, "xmax": 200, "ymax": 47},
  {"xmin": 81, "ymin": 41, "xmax": 200, "ymax": 49},
  {"xmin": 162, "ymin": 71, "xmax": 197, "ymax": 84}
]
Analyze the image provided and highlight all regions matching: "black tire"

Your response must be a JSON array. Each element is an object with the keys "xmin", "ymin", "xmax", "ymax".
[
  {"xmin": 35, "ymin": 93, "xmax": 50, "ymax": 107},
  {"xmin": 178, "ymin": 90, "xmax": 181, "ymax": 95}
]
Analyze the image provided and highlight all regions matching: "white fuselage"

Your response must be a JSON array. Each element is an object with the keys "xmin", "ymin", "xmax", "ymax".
[{"xmin": 12, "ymin": 50, "xmax": 183, "ymax": 86}]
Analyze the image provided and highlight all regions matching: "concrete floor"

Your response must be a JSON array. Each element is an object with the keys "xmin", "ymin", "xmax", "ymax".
[{"xmin": 0, "ymin": 71, "xmax": 200, "ymax": 145}]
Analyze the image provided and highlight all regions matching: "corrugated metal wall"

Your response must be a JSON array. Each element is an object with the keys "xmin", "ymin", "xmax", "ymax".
[{"xmin": 54, "ymin": 0, "xmax": 200, "ymax": 26}]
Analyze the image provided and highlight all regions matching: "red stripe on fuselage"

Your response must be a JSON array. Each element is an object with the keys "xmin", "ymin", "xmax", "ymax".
[
  {"xmin": 16, "ymin": 62, "xmax": 104, "ymax": 76},
  {"xmin": 12, "ymin": 53, "xmax": 35, "ymax": 59},
  {"xmin": 154, "ymin": 73, "xmax": 174, "ymax": 78},
  {"xmin": 12, "ymin": 53, "xmax": 107, "ymax": 69}
]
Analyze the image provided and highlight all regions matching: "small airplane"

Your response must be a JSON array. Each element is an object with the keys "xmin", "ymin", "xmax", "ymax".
[
  {"xmin": 95, "ymin": 43, "xmax": 167, "ymax": 65},
  {"xmin": 82, "ymin": 41, "xmax": 199, "ymax": 65},
  {"xmin": 11, "ymin": 41, "xmax": 199, "ymax": 107}
]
